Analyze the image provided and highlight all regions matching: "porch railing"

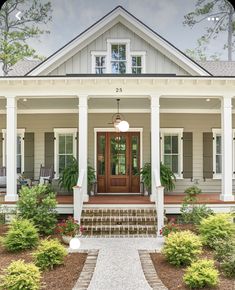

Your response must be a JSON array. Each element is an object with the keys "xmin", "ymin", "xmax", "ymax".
[
  {"xmin": 73, "ymin": 169, "xmax": 85, "ymax": 224},
  {"xmin": 154, "ymin": 169, "xmax": 164, "ymax": 237}
]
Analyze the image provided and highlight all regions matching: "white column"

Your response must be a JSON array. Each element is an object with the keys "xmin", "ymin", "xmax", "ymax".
[
  {"xmin": 221, "ymin": 95, "xmax": 234, "ymax": 201},
  {"xmin": 78, "ymin": 95, "xmax": 89, "ymax": 202},
  {"xmin": 150, "ymin": 95, "xmax": 161, "ymax": 202},
  {"xmin": 5, "ymin": 96, "xmax": 18, "ymax": 202}
]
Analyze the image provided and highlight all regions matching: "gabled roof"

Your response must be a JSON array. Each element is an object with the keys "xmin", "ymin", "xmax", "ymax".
[
  {"xmin": 27, "ymin": 6, "xmax": 210, "ymax": 76},
  {"xmin": 198, "ymin": 61, "xmax": 235, "ymax": 76}
]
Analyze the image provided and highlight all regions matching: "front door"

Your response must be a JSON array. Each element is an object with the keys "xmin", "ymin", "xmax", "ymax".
[{"xmin": 97, "ymin": 132, "xmax": 140, "ymax": 193}]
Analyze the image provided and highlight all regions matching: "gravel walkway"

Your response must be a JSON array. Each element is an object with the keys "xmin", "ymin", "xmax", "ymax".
[{"xmin": 75, "ymin": 237, "xmax": 164, "ymax": 290}]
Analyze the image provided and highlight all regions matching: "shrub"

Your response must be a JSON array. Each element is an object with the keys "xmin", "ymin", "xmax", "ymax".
[
  {"xmin": 33, "ymin": 239, "xmax": 67, "ymax": 270},
  {"xmin": 220, "ymin": 254, "xmax": 235, "ymax": 278},
  {"xmin": 17, "ymin": 185, "xmax": 58, "ymax": 235},
  {"xmin": 160, "ymin": 218, "xmax": 178, "ymax": 237},
  {"xmin": 180, "ymin": 204, "xmax": 214, "ymax": 225},
  {"xmin": 183, "ymin": 259, "xmax": 219, "ymax": 289},
  {"xmin": 214, "ymin": 239, "xmax": 235, "ymax": 262},
  {"xmin": 162, "ymin": 230, "xmax": 202, "ymax": 266},
  {"xmin": 198, "ymin": 214, "xmax": 235, "ymax": 249},
  {"xmin": 3, "ymin": 219, "xmax": 39, "ymax": 252},
  {"xmin": 0, "ymin": 259, "xmax": 41, "ymax": 290}
]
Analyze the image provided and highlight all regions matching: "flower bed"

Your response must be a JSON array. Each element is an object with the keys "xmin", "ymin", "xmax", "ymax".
[{"xmin": 0, "ymin": 225, "xmax": 87, "ymax": 290}]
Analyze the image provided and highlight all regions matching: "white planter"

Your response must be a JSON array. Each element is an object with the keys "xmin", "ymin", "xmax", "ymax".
[{"xmin": 62, "ymin": 235, "xmax": 73, "ymax": 244}]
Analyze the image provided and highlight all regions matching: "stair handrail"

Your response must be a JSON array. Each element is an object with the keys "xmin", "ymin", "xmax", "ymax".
[
  {"xmin": 73, "ymin": 168, "xmax": 85, "ymax": 224},
  {"xmin": 154, "ymin": 169, "xmax": 164, "ymax": 237}
]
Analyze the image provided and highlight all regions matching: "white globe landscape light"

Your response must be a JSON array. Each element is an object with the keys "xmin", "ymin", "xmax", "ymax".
[
  {"xmin": 69, "ymin": 236, "xmax": 81, "ymax": 250},
  {"xmin": 118, "ymin": 120, "xmax": 129, "ymax": 132}
]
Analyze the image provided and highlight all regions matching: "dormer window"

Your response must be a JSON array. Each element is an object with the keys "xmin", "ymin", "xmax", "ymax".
[{"xmin": 111, "ymin": 44, "xmax": 126, "ymax": 74}]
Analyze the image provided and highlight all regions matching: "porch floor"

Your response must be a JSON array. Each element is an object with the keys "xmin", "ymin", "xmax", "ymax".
[{"xmin": 1, "ymin": 193, "xmax": 234, "ymax": 205}]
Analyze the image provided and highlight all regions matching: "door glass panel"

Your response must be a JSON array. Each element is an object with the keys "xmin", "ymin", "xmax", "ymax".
[
  {"xmin": 110, "ymin": 135, "xmax": 126, "ymax": 175},
  {"xmin": 131, "ymin": 135, "xmax": 138, "ymax": 175},
  {"xmin": 97, "ymin": 135, "xmax": 105, "ymax": 175}
]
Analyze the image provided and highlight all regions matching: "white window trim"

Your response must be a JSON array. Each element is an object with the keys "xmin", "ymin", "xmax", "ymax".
[
  {"xmin": 2, "ymin": 128, "xmax": 25, "ymax": 174},
  {"xmin": 91, "ymin": 51, "xmax": 107, "ymax": 74},
  {"xmin": 160, "ymin": 128, "xmax": 183, "ymax": 179},
  {"xmin": 130, "ymin": 51, "xmax": 146, "ymax": 73},
  {"xmin": 53, "ymin": 128, "xmax": 77, "ymax": 179},
  {"xmin": 106, "ymin": 39, "xmax": 131, "ymax": 73}
]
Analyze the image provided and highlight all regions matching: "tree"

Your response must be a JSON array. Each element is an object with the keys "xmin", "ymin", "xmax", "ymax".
[
  {"xmin": 0, "ymin": 0, "xmax": 52, "ymax": 75},
  {"xmin": 183, "ymin": 0, "xmax": 235, "ymax": 61}
]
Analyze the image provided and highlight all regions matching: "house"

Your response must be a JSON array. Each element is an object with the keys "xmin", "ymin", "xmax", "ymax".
[{"xmin": 0, "ymin": 6, "xmax": 235, "ymax": 235}]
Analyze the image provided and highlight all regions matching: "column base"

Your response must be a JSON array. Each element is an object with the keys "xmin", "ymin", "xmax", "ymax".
[
  {"xmin": 150, "ymin": 193, "xmax": 155, "ymax": 202},
  {"xmin": 83, "ymin": 194, "xmax": 89, "ymax": 202},
  {"xmin": 5, "ymin": 195, "xmax": 18, "ymax": 202},
  {"xmin": 220, "ymin": 194, "xmax": 235, "ymax": 202}
]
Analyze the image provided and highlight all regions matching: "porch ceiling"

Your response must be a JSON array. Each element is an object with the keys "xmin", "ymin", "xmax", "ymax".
[{"xmin": 0, "ymin": 96, "xmax": 232, "ymax": 111}]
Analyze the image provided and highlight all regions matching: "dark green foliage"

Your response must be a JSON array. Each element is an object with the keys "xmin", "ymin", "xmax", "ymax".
[
  {"xmin": 17, "ymin": 185, "xmax": 57, "ymax": 235},
  {"xmin": 33, "ymin": 239, "xmax": 67, "ymax": 270},
  {"xmin": 0, "ymin": 259, "xmax": 41, "ymax": 290},
  {"xmin": 2, "ymin": 219, "xmax": 39, "ymax": 252},
  {"xmin": 183, "ymin": 259, "xmax": 219, "ymax": 288},
  {"xmin": 220, "ymin": 254, "xmax": 235, "ymax": 278},
  {"xmin": 58, "ymin": 157, "xmax": 96, "ymax": 193}
]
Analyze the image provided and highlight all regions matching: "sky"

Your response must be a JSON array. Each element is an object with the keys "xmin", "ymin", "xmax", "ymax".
[{"xmin": 1, "ymin": 0, "xmax": 235, "ymax": 60}]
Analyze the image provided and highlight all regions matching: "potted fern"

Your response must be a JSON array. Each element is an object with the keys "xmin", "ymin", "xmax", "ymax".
[
  {"xmin": 138, "ymin": 162, "xmax": 176, "ymax": 194},
  {"xmin": 58, "ymin": 157, "xmax": 96, "ymax": 194}
]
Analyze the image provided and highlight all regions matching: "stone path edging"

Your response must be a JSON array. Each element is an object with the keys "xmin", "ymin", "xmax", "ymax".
[
  {"xmin": 139, "ymin": 250, "xmax": 168, "ymax": 290},
  {"xmin": 72, "ymin": 249, "xmax": 99, "ymax": 290}
]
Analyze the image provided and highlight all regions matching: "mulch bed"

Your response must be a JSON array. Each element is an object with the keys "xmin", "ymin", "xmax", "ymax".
[
  {"xmin": 151, "ymin": 250, "xmax": 235, "ymax": 290},
  {"xmin": 0, "ymin": 224, "xmax": 87, "ymax": 290}
]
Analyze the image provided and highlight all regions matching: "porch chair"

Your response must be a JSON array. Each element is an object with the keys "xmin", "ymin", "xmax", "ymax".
[{"xmin": 32, "ymin": 164, "xmax": 54, "ymax": 186}]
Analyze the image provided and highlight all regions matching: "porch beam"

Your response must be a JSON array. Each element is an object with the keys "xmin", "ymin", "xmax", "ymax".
[
  {"xmin": 221, "ymin": 95, "xmax": 234, "ymax": 201},
  {"xmin": 78, "ymin": 95, "xmax": 89, "ymax": 202},
  {"xmin": 5, "ymin": 96, "xmax": 18, "ymax": 202}
]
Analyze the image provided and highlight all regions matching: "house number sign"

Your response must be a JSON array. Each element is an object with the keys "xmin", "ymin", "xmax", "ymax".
[{"xmin": 115, "ymin": 88, "xmax": 123, "ymax": 93}]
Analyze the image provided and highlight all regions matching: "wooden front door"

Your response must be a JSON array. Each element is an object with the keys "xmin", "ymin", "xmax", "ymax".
[{"xmin": 97, "ymin": 132, "xmax": 140, "ymax": 193}]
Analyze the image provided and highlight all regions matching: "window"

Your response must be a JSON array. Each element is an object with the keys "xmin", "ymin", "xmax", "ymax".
[
  {"xmin": 131, "ymin": 56, "xmax": 142, "ymax": 74},
  {"xmin": 95, "ymin": 56, "xmax": 106, "ymax": 74},
  {"xmin": 111, "ymin": 44, "xmax": 127, "ymax": 74},
  {"xmin": 54, "ymin": 128, "xmax": 77, "ymax": 178},
  {"xmin": 2, "ymin": 129, "xmax": 25, "ymax": 174},
  {"xmin": 160, "ymin": 129, "xmax": 183, "ymax": 178}
]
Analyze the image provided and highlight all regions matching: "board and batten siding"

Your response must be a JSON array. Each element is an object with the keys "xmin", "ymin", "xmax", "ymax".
[{"xmin": 48, "ymin": 23, "xmax": 189, "ymax": 76}]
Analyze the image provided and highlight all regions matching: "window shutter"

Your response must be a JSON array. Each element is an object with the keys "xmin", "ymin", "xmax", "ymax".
[
  {"xmin": 183, "ymin": 132, "xmax": 193, "ymax": 179},
  {"xmin": 24, "ymin": 133, "xmax": 34, "ymax": 179},
  {"xmin": 45, "ymin": 132, "xmax": 54, "ymax": 169},
  {"xmin": 0, "ymin": 133, "xmax": 2, "ymax": 167},
  {"xmin": 203, "ymin": 132, "xmax": 213, "ymax": 179},
  {"xmin": 76, "ymin": 132, "xmax": 78, "ymax": 159}
]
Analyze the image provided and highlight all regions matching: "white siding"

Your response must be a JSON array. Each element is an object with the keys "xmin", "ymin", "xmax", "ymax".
[{"xmin": 48, "ymin": 23, "xmax": 189, "ymax": 76}]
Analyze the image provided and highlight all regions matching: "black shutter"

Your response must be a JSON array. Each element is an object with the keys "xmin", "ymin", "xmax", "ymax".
[
  {"xmin": 203, "ymin": 132, "xmax": 213, "ymax": 179},
  {"xmin": 24, "ymin": 133, "xmax": 34, "ymax": 179},
  {"xmin": 183, "ymin": 132, "xmax": 193, "ymax": 179},
  {"xmin": 45, "ymin": 132, "xmax": 54, "ymax": 170}
]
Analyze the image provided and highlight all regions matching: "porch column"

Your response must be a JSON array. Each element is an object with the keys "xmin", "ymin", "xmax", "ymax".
[
  {"xmin": 150, "ymin": 95, "xmax": 161, "ymax": 202},
  {"xmin": 78, "ymin": 95, "xmax": 89, "ymax": 202},
  {"xmin": 221, "ymin": 95, "xmax": 234, "ymax": 201},
  {"xmin": 5, "ymin": 96, "xmax": 18, "ymax": 202}
]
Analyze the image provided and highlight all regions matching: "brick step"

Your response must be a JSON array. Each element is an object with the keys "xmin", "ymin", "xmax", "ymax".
[
  {"xmin": 81, "ymin": 216, "xmax": 156, "ymax": 221},
  {"xmin": 81, "ymin": 209, "xmax": 156, "ymax": 217},
  {"xmin": 82, "ymin": 227, "xmax": 157, "ymax": 236}
]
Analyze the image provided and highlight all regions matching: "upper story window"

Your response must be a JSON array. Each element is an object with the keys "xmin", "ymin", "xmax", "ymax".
[
  {"xmin": 92, "ymin": 39, "xmax": 146, "ymax": 74},
  {"xmin": 95, "ymin": 56, "xmax": 106, "ymax": 74},
  {"xmin": 111, "ymin": 44, "xmax": 126, "ymax": 74}
]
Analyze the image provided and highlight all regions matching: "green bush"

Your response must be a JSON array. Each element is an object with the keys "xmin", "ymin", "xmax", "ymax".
[
  {"xmin": 162, "ymin": 230, "xmax": 202, "ymax": 266},
  {"xmin": 214, "ymin": 239, "xmax": 235, "ymax": 262},
  {"xmin": 2, "ymin": 219, "xmax": 39, "ymax": 252},
  {"xmin": 17, "ymin": 185, "xmax": 58, "ymax": 235},
  {"xmin": 183, "ymin": 259, "xmax": 219, "ymax": 289},
  {"xmin": 198, "ymin": 214, "xmax": 235, "ymax": 249},
  {"xmin": 0, "ymin": 259, "xmax": 41, "ymax": 290},
  {"xmin": 33, "ymin": 239, "xmax": 67, "ymax": 270},
  {"xmin": 180, "ymin": 204, "xmax": 214, "ymax": 225},
  {"xmin": 220, "ymin": 254, "xmax": 235, "ymax": 278}
]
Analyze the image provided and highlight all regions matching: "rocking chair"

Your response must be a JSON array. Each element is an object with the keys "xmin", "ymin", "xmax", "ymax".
[{"xmin": 32, "ymin": 164, "xmax": 54, "ymax": 185}]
